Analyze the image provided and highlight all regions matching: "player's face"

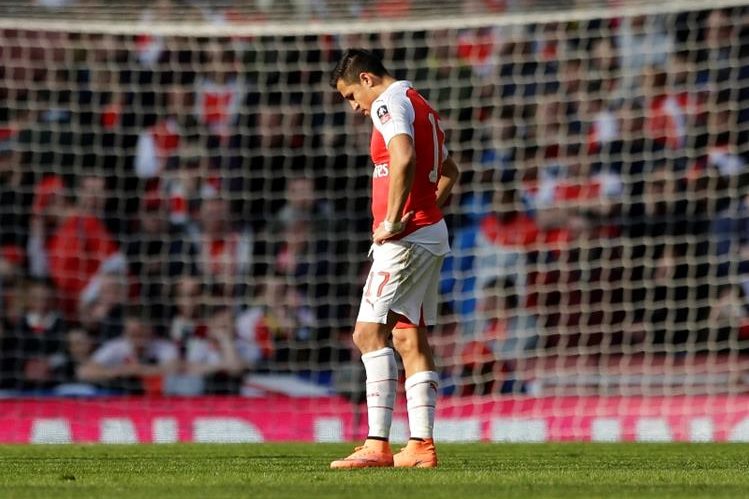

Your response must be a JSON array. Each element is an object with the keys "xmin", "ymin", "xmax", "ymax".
[{"xmin": 336, "ymin": 75, "xmax": 377, "ymax": 116}]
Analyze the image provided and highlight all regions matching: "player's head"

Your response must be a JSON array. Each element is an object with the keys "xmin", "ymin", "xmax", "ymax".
[{"xmin": 330, "ymin": 48, "xmax": 391, "ymax": 116}]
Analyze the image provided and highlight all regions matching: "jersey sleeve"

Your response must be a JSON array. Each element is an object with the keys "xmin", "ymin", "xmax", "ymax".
[{"xmin": 371, "ymin": 93, "xmax": 415, "ymax": 146}]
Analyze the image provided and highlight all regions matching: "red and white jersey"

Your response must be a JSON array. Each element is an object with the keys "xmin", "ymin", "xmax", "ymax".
[
  {"xmin": 195, "ymin": 77, "xmax": 241, "ymax": 135},
  {"xmin": 370, "ymin": 80, "xmax": 449, "ymax": 253}
]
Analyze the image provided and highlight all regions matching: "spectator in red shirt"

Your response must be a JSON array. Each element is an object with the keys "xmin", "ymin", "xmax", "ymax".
[
  {"xmin": 134, "ymin": 75, "xmax": 199, "ymax": 180},
  {"xmin": 643, "ymin": 63, "xmax": 700, "ymax": 150},
  {"xmin": 185, "ymin": 196, "xmax": 254, "ymax": 297},
  {"xmin": 44, "ymin": 174, "xmax": 127, "ymax": 318},
  {"xmin": 195, "ymin": 40, "xmax": 242, "ymax": 141}
]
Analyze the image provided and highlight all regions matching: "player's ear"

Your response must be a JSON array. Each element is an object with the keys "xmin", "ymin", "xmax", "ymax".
[{"xmin": 359, "ymin": 72, "xmax": 373, "ymax": 87}]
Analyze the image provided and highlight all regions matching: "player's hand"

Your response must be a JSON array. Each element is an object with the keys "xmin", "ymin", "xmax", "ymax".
[{"xmin": 373, "ymin": 211, "xmax": 414, "ymax": 245}]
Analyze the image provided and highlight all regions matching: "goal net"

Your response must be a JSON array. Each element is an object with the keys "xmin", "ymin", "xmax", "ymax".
[{"xmin": 1, "ymin": 0, "xmax": 749, "ymax": 443}]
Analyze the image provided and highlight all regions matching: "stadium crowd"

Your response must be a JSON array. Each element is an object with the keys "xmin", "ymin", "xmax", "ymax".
[{"xmin": 0, "ymin": 5, "xmax": 748, "ymax": 396}]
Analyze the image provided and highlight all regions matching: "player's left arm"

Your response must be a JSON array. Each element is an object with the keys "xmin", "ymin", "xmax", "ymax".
[
  {"xmin": 374, "ymin": 133, "xmax": 415, "ymax": 244},
  {"xmin": 435, "ymin": 154, "xmax": 460, "ymax": 208}
]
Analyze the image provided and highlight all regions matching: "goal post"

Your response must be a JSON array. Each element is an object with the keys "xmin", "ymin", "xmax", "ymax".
[{"xmin": 1, "ymin": 0, "xmax": 749, "ymax": 443}]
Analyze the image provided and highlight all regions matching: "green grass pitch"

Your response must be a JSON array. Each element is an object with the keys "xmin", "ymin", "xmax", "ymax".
[{"xmin": 1, "ymin": 443, "xmax": 748, "ymax": 498}]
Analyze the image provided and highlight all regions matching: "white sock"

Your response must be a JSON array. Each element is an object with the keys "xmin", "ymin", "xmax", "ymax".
[
  {"xmin": 405, "ymin": 371, "xmax": 439, "ymax": 440},
  {"xmin": 361, "ymin": 347, "xmax": 397, "ymax": 440}
]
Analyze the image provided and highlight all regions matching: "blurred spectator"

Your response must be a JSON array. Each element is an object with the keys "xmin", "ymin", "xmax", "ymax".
[
  {"xmin": 162, "ymin": 139, "xmax": 221, "ymax": 229},
  {"xmin": 645, "ymin": 243, "xmax": 711, "ymax": 347},
  {"xmin": 711, "ymin": 192, "xmax": 749, "ymax": 277},
  {"xmin": 272, "ymin": 218, "xmax": 328, "ymax": 282},
  {"xmin": 416, "ymin": 29, "xmax": 473, "ymax": 116},
  {"xmin": 460, "ymin": 108, "xmax": 518, "ymax": 226},
  {"xmin": 49, "ymin": 328, "xmax": 96, "ymax": 390},
  {"xmin": 527, "ymin": 89, "xmax": 566, "ymax": 147},
  {"xmin": 183, "ymin": 197, "xmax": 254, "ymax": 297},
  {"xmin": 268, "ymin": 176, "xmax": 334, "ymax": 235},
  {"xmin": 265, "ymin": 206, "xmax": 336, "ymax": 326},
  {"xmin": 0, "ymin": 135, "xmax": 33, "ymax": 253},
  {"xmin": 195, "ymin": 40, "xmax": 243, "ymax": 141},
  {"xmin": 643, "ymin": 64, "xmax": 700, "ymax": 150},
  {"xmin": 625, "ymin": 163, "xmax": 704, "ymax": 241},
  {"xmin": 444, "ymin": 186, "xmax": 542, "ymax": 317},
  {"xmin": 558, "ymin": 57, "xmax": 586, "ymax": 120},
  {"xmin": 693, "ymin": 89, "xmax": 746, "ymax": 182},
  {"xmin": 136, "ymin": 0, "xmax": 176, "ymax": 66},
  {"xmin": 589, "ymin": 35, "xmax": 620, "ymax": 81},
  {"xmin": 456, "ymin": 26, "xmax": 500, "ymax": 78},
  {"xmin": 236, "ymin": 274, "xmax": 316, "ymax": 369},
  {"xmin": 78, "ymin": 272, "xmax": 128, "ymax": 342},
  {"xmin": 707, "ymin": 283, "xmax": 749, "ymax": 349},
  {"xmin": 39, "ymin": 174, "xmax": 127, "ymax": 318},
  {"xmin": 78, "ymin": 314, "xmax": 178, "ymax": 394},
  {"xmin": 27, "ymin": 175, "xmax": 67, "ymax": 280},
  {"xmin": 167, "ymin": 306, "xmax": 245, "ymax": 395},
  {"xmin": 582, "ymin": 79, "xmax": 619, "ymax": 153},
  {"xmin": 10, "ymin": 279, "xmax": 66, "ymax": 391},
  {"xmin": 456, "ymin": 279, "xmax": 535, "ymax": 396},
  {"xmin": 472, "ymin": 277, "xmax": 539, "ymax": 358},
  {"xmin": 0, "ymin": 276, "xmax": 25, "ymax": 390},
  {"xmin": 125, "ymin": 192, "xmax": 197, "ymax": 324},
  {"xmin": 699, "ymin": 8, "xmax": 742, "ymax": 89},
  {"xmin": 169, "ymin": 275, "xmax": 206, "ymax": 346},
  {"xmin": 134, "ymin": 79, "xmax": 198, "ymax": 180},
  {"xmin": 533, "ymin": 140, "xmax": 623, "ymax": 241},
  {"xmin": 617, "ymin": 14, "xmax": 673, "ymax": 97}
]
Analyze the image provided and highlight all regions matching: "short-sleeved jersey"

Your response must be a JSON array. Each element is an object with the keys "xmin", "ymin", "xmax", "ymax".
[{"xmin": 370, "ymin": 81, "xmax": 447, "ymax": 240}]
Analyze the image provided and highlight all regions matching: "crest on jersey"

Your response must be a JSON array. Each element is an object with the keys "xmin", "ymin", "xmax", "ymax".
[{"xmin": 376, "ymin": 105, "xmax": 391, "ymax": 124}]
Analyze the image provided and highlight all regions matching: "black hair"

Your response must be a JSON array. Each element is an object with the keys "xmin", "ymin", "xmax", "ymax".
[{"xmin": 329, "ymin": 48, "xmax": 389, "ymax": 89}]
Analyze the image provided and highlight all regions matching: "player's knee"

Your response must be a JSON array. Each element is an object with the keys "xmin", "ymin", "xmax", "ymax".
[
  {"xmin": 392, "ymin": 329, "xmax": 417, "ymax": 357},
  {"xmin": 351, "ymin": 327, "xmax": 367, "ymax": 352},
  {"xmin": 352, "ymin": 324, "xmax": 385, "ymax": 353}
]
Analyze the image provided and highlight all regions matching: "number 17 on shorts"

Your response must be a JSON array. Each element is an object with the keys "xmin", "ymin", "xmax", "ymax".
[{"xmin": 356, "ymin": 242, "xmax": 443, "ymax": 327}]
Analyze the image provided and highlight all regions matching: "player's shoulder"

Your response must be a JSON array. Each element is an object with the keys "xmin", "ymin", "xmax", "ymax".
[
  {"xmin": 372, "ymin": 81, "xmax": 415, "ymax": 126},
  {"xmin": 374, "ymin": 81, "xmax": 413, "ymax": 109},
  {"xmin": 391, "ymin": 82, "xmax": 437, "ymax": 120}
]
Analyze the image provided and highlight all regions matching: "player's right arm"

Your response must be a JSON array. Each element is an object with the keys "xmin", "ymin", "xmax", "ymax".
[{"xmin": 435, "ymin": 154, "xmax": 460, "ymax": 208}]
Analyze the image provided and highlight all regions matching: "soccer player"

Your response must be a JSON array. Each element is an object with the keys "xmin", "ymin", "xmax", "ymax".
[{"xmin": 329, "ymin": 49, "xmax": 460, "ymax": 469}]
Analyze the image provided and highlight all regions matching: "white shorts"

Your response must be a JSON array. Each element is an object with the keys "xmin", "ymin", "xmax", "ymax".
[{"xmin": 356, "ymin": 240, "xmax": 445, "ymax": 328}]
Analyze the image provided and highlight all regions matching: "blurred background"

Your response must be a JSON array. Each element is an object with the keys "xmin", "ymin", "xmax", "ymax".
[{"xmin": 0, "ymin": 0, "xmax": 748, "ymax": 442}]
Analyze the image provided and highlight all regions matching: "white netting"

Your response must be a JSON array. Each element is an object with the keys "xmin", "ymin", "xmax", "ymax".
[{"xmin": 1, "ymin": 0, "xmax": 749, "ymax": 443}]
